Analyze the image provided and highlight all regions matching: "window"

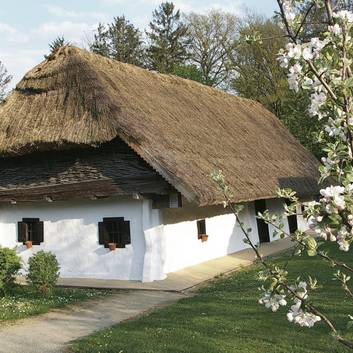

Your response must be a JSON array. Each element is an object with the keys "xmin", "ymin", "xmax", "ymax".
[
  {"xmin": 197, "ymin": 219, "xmax": 206, "ymax": 240},
  {"xmin": 98, "ymin": 217, "xmax": 131, "ymax": 248},
  {"xmin": 18, "ymin": 218, "xmax": 44, "ymax": 245}
]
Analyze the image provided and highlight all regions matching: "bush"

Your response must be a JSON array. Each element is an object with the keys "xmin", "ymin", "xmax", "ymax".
[
  {"xmin": 27, "ymin": 251, "xmax": 60, "ymax": 294},
  {"xmin": 0, "ymin": 247, "xmax": 21, "ymax": 296}
]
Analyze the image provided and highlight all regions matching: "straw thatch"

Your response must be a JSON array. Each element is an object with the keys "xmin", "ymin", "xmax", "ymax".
[{"xmin": 0, "ymin": 46, "xmax": 320, "ymax": 205}]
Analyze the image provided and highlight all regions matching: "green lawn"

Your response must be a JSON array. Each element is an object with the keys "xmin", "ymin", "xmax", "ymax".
[
  {"xmin": 69, "ymin": 243, "xmax": 353, "ymax": 353},
  {"xmin": 0, "ymin": 286, "xmax": 109, "ymax": 322}
]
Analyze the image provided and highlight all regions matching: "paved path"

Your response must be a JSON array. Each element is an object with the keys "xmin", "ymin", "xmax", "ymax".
[{"xmin": 0, "ymin": 290, "xmax": 184, "ymax": 353}]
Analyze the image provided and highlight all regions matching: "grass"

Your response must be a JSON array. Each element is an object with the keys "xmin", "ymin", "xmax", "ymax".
[
  {"xmin": 69, "ymin": 243, "xmax": 353, "ymax": 353},
  {"xmin": 0, "ymin": 285, "xmax": 109, "ymax": 322}
]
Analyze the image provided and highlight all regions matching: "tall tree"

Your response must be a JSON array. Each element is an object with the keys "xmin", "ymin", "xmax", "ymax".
[
  {"xmin": 0, "ymin": 61, "xmax": 11, "ymax": 103},
  {"xmin": 230, "ymin": 17, "xmax": 287, "ymax": 115},
  {"xmin": 90, "ymin": 17, "xmax": 145, "ymax": 66},
  {"xmin": 90, "ymin": 23, "xmax": 110, "ymax": 58},
  {"xmin": 45, "ymin": 36, "xmax": 69, "ymax": 58},
  {"xmin": 186, "ymin": 11, "xmax": 237, "ymax": 88},
  {"xmin": 229, "ymin": 16, "xmax": 322, "ymax": 157},
  {"xmin": 172, "ymin": 64, "xmax": 211, "ymax": 85},
  {"xmin": 146, "ymin": 2, "xmax": 188, "ymax": 73}
]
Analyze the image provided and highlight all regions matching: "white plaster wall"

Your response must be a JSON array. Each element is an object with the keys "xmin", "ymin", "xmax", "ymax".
[
  {"xmin": 0, "ymin": 196, "xmax": 306, "ymax": 283},
  {"xmin": 0, "ymin": 197, "xmax": 145, "ymax": 280},
  {"xmin": 142, "ymin": 202, "xmax": 261, "ymax": 281}
]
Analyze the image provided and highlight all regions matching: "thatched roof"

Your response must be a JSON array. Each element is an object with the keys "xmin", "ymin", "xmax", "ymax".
[{"xmin": 0, "ymin": 46, "xmax": 320, "ymax": 205}]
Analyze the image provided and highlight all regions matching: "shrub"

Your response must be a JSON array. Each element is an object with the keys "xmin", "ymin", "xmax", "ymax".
[
  {"xmin": 27, "ymin": 251, "xmax": 60, "ymax": 294},
  {"xmin": 0, "ymin": 247, "xmax": 21, "ymax": 296}
]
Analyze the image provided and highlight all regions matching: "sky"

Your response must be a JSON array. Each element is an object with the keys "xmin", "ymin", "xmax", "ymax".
[{"xmin": 0, "ymin": 0, "xmax": 277, "ymax": 85}]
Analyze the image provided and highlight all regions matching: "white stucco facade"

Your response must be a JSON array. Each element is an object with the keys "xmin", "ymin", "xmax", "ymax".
[
  {"xmin": 0, "ymin": 197, "xmax": 309, "ymax": 282},
  {"xmin": 0, "ymin": 197, "xmax": 147, "ymax": 280}
]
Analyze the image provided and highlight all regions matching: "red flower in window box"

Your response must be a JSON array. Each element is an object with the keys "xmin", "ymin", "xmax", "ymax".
[
  {"xmin": 200, "ymin": 234, "xmax": 208, "ymax": 242},
  {"xmin": 108, "ymin": 243, "xmax": 117, "ymax": 251},
  {"xmin": 25, "ymin": 240, "xmax": 33, "ymax": 249}
]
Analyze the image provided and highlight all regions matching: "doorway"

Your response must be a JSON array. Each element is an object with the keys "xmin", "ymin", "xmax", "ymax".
[
  {"xmin": 254, "ymin": 200, "xmax": 270, "ymax": 243},
  {"xmin": 286, "ymin": 203, "xmax": 298, "ymax": 234}
]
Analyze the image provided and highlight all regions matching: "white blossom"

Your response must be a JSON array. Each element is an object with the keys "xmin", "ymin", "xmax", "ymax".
[
  {"xmin": 308, "ymin": 215, "xmax": 323, "ymax": 230},
  {"xmin": 324, "ymin": 124, "xmax": 344, "ymax": 138},
  {"xmin": 337, "ymin": 226, "xmax": 350, "ymax": 251},
  {"xmin": 305, "ymin": 201, "xmax": 320, "ymax": 208},
  {"xmin": 277, "ymin": 49, "xmax": 290, "ymax": 68},
  {"xmin": 287, "ymin": 63, "xmax": 302, "ymax": 92},
  {"xmin": 312, "ymin": 76, "xmax": 325, "ymax": 93},
  {"xmin": 287, "ymin": 43, "xmax": 302, "ymax": 59},
  {"xmin": 309, "ymin": 92, "xmax": 327, "ymax": 116},
  {"xmin": 302, "ymin": 46, "xmax": 313, "ymax": 60},
  {"xmin": 338, "ymin": 238, "xmax": 350, "ymax": 251},
  {"xmin": 333, "ymin": 10, "xmax": 353, "ymax": 23},
  {"xmin": 321, "ymin": 156, "xmax": 335, "ymax": 170},
  {"xmin": 296, "ymin": 281, "xmax": 308, "ymax": 299},
  {"xmin": 320, "ymin": 185, "xmax": 345, "ymax": 199},
  {"xmin": 348, "ymin": 214, "xmax": 353, "ymax": 226},
  {"xmin": 259, "ymin": 291, "xmax": 287, "ymax": 312},
  {"xmin": 283, "ymin": 1, "xmax": 296, "ymax": 22},
  {"xmin": 320, "ymin": 185, "xmax": 346, "ymax": 212},
  {"xmin": 288, "ymin": 76, "xmax": 299, "ymax": 91},
  {"xmin": 290, "ymin": 63, "xmax": 302, "ymax": 74},
  {"xmin": 287, "ymin": 302, "xmax": 321, "ymax": 327},
  {"xmin": 328, "ymin": 23, "xmax": 342, "ymax": 35},
  {"xmin": 310, "ymin": 37, "xmax": 329, "ymax": 56},
  {"xmin": 315, "ymin": 226, "xmax": 337, "ymax": 241}
]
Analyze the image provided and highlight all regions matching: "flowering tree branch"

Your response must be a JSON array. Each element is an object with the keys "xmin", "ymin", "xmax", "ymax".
[
  {"xmin": 212, "ymin": 171, "xmax": 353, "ymax": 349},
  {"xmin": 212, "ymin": 1, "xmax": 353, "ymax": 348}
]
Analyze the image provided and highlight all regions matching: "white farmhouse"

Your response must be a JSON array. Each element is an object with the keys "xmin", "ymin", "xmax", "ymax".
[{"xmin": 0, "ymin": 46, "xmax": 320, "ymax": 282}]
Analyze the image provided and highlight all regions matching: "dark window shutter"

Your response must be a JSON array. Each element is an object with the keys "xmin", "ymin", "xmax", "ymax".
[
  {"xmin": 197, "ymin": 219, "xmax": 206, "ymax": 239},
  {"xmin": 37, "ymin": 221, "xmax": 44, "ymax": 244},
  {"xmin": 31, "ymin": 221, "xmax": 44, "ymax": 245},
  {"xmin": 18, "ymin": 222, "xmax": 27, "ymax": 243},
  {"xmin": 98, "ymin": 221, "xmax": 110, "ymax": 247},
  {"xmin": 121, "ymin": 220, "xmax": 131, "ymax": 247}
]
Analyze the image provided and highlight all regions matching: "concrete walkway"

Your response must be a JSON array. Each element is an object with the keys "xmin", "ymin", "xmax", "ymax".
[
  {"xmin": 57, "ymin": 237, "xmax": 293, "ymax": 291},
  {"xmin": 2, "ymin": 238, "xmax": 294, "ymax": 353},
  {"xmin": 0, "ymin": 290, "xmax": 184, "ymax": 353}
]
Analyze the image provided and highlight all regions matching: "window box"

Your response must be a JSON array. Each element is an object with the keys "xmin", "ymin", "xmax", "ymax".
[
  {"xmin": 200, "ymin": 234, "xmax": 208, "ymax": 242},
  {"xmin": 108, "ymin": 243, "xmax": 117, "ymax": 251},
  {"xmin": 25, "ymin": 240, "xmax": 33, "ymax": 249}
]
